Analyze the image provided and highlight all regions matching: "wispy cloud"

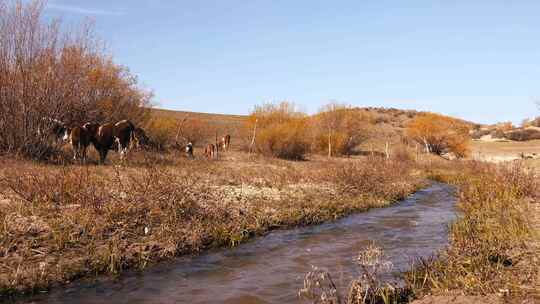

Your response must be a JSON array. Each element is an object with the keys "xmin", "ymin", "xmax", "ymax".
[{"xmin": 47, "ymin": 3, "xmax": 124, "ymax": 16}]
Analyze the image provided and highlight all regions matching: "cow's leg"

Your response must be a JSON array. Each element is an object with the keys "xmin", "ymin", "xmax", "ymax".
[
  {"xmin": 118, "ymin": 141, "xmax": 122, "ymax": 156},
  {"xmin": 82, "ymin": 146, "xmax": 87, "ymax": 164},
  {"xmin": 119, "ymin": 144, "xmax": 127, "ymax": 161},
  {"xmin": 99, "ymin": 149, "xmax": 108, "ymax": 164},
  {"xmin": 73, "ymin": 143, "xmax": 79, "ymax": 161}
]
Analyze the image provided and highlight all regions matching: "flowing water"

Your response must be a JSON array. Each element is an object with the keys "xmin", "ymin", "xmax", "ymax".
[{"xmin": 23, "ymin": 183, "xmax": 457, "ymax": 304}]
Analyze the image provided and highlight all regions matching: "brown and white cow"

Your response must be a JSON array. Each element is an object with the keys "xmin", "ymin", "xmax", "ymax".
[
  {"xmin": 204, "ymin": 143, "xmax": 215, "ymax": 159},
  {"xmin": 66, "ymin": 125, "xmax": 91, "ymax": 162},
  {"xmin": 84, "ymin": 120, "xmax": 136, "ymax": 164},
  {"xmin": 221, "ymin": 134, "xmax": 231, "ymax": 151},
  {"xmin": 84, "ymin": 122, "xmax": 112, "ymax": 164}
]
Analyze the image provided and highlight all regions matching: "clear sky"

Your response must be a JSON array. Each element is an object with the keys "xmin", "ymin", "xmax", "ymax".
[{"xmin": 42, "ymin": 0, "xmax": 540, "ymax": 124}]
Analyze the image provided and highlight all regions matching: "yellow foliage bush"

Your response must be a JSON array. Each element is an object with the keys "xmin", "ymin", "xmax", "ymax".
[
  {"xmin": 406, "ymin": 113, "xmax": 471, "ymax": 158},
  {"xmin": 144, "ymin": 117, "xmax": 177, "ymax": 150},
  {"xmin": 247, "ymin": 102, "xmax": 310, "ymax": 160},
  {"xmin": 312, "ymin": 104, "xmax": 374, "ymax": 156}
]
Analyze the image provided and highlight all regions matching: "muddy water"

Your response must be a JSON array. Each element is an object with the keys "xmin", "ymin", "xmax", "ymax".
[{"xmin": 25, "ymin": 183, "xmax": 456, "ymax": 304}]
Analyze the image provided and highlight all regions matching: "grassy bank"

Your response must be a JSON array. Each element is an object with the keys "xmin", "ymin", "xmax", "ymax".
[
  {"xmin": 404, "ymin": 161, "xmax": 539, "ymax": 303},
  {"xmin": 318, "ymin": 160, "xmax": 539, "ymax": 304},
  {"xmin": 0, "ymin": 152, "xmax": 424, "ymax": 298}
]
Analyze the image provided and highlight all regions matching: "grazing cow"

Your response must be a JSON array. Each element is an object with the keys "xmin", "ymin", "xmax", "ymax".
[
  {"xmin": 185, "ymin": 142, "xmax": 194, "ymax": 158},
  {"xmin": 84, "ymin": 120, "xmax": 136, "ymax": 163},
  {"xmin": 65, "ymin": 126, "xmax": 91, "ymax": 162},
  {"xmin": 221, "ymin": 134, "xmax": 231, "ymax": 151},
  {"xmin": 204, "ymin": 143, "xmax": 215, "ymax": 159}
]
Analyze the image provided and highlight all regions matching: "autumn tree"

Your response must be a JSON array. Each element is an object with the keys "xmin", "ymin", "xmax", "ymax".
[
  {"xmin": 246, "ymin": 101, "xmax": 310, "ymax": 160},
  {"xmin": 406, "ymin": 113, "xmax": 471, "ymax": 158},
  {"xmin": 0, "ymin": 0, "xmax": 151, "ymax": 159},
  {"xmin": 313, "ymin": 103, "xmax": 373, "ymax": 157}
]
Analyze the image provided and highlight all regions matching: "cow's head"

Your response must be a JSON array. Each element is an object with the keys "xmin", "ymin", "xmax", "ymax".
[
  {"xmin": 61, "ymin": 127, "xmax": 70, "ymax": 142},
  {"xmin": 41, "ymin": 117, "xmax": 68, "ymax": 142},
  {"xmin": 83, "ymin": 122, "xmax": 100, "ymax": 138}
]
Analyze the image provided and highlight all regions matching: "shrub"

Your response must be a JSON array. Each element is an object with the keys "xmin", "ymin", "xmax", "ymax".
[
  {"xmin": 144, "ymin": 117, "xmax": 178, "ymax": 151},
  {"xmin": 470, "ymin": 129, "xmax": 491, "ymax": 140},
  {"xmin": 490, "ymin": 128, "xmax": 505, "ymax": 139},
  {"xmin": 406, "ymin": 113, "xmax": 471, "ymax": 158},
  {"xmin": 247, "ymin": 102, "xmax": 310, "ymax": 160},
  {"xmin": 504, "ymin": 128, "xmax": 540, "ymax": 141},
  {"xmin": 393, "ymin": 144, "xmax": 414, "ymax": 162},
  {"xmin": 312, "ymin": 104, "xmax": 373, "ymax": 157},
  {"xmin": 175, "ymin": 118, "xmax": 211, "ymax": 147}
]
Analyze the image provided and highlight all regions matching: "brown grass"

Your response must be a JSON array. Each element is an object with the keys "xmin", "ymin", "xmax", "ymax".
[
  {"xmin": 298, "ymin": 158, "xmax": 539, "ymax": 304},
  {"xmin": 405, "ymin": 161, "xmax": 539, "ymax": 301}
]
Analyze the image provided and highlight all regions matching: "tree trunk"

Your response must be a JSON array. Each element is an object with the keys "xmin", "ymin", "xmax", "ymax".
[
  {"xmin": 423, "ymin": 137, "xmax": 430, "ymax": 153},
  {"xmin": 327, "ymin": 131, "xmax": 332, "ymax": 158},
  {"xmin": 249, "ymin": 119, "xmax": 258, "ymax": 154}
]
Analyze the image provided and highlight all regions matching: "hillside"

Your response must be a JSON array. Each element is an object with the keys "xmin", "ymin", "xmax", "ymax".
[
  {"xmin": 149, "ymin": 106, "xmax": 476, "ymax": 151},
  {"xmin": 151, "ymin": 108, "xmax": 248, "ymax": 131}
]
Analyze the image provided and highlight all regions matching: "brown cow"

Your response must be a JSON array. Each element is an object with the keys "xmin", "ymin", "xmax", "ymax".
[
  {"xmin": 84, "ymin": 120, "xmax": 135, "ymax": 164},
  {"xmin": 204, "ymin": 143, "xmax": 215, "ymax": 159},
  {"xmin": 85, "ymin": 122, "xmax": 114, "ymax": 164},
  {"xmin": 67, "ymin": 125, "xmax": 91, "ymax": 162},
  {"xmin": 221, "ymin": 134, "xmax": 231, "ymax": 151}
]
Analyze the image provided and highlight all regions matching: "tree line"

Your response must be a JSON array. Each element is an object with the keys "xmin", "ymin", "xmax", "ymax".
[{"xmin": 246, "ymin": 102, "xmax": 471, "ymax": 160}]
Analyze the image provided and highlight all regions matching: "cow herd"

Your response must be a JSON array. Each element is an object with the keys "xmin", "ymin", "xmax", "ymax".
[
  {"xmin": 42, "ymin": 118, "xmax": 231, "ymax": 164},
  {"xmin": 58, "ymin": 119, "xmax": 137, "ymax": 163},
  {"xmin": 203, "ymin": 135, "xmax": 231, "ymax": 159}
]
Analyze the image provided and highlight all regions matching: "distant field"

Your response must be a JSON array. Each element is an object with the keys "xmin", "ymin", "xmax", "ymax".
[{"xmin": 471, "ymin": 140, "xmax": 540, "ymax": 159}]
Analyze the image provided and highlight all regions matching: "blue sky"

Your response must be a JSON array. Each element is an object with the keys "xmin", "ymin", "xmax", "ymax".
[{"xmin": 43, "ymin": 0, "xmax": 540, "ymax": 124}]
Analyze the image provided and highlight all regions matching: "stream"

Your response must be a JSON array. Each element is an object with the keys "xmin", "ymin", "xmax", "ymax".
[{"xmin": 23, "ymin": 182, "xmax": 457, "ymax": 304}]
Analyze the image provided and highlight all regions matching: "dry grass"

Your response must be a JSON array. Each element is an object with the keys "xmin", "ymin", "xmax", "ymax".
[
  {"xmin": 299, "ymin": 159, "xmax": 539, "ymax": 304},
  {"xmin": 0, "ymin": 151, "xmax": 424, "ymax": 298},
  {"xmin": 300, "ymin": 244, "xmax": 412, "ymax": 304},
  {"xmin": 406, "ymin": 161, "xmax": 540, "ymax": 301}
]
